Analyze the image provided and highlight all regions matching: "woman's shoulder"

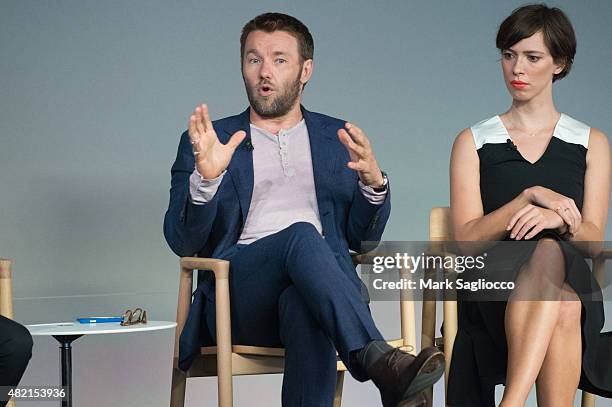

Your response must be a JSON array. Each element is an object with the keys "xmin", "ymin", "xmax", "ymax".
[
  {"xmin": 587, "ymin": 127, "xmax": 609, "ymax": 152},
  {"xmin": 556, "ymin": 113, "xmax": 590, "ymax": 148},
  {"xmin": 467, "ymin": 115, "xmax": 506, "ymax": 150},
  {"xmin": 562, "ymin": 116, "xmax": 609, "ymax": 150},
  {"xmin": 452, "ymin": 115, "xmax": 505, "ymax": 151},
  {"xmin": 584, "ymin": 126, "xmax": 610, "ymax": 170}
]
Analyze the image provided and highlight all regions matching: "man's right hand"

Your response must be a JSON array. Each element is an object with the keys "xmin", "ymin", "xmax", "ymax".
[{"xmin": 188, "ymin": 104, "xmax": 246, "ymax": 179}]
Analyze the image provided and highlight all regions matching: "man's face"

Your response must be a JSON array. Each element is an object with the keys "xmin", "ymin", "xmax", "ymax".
[{"xmin": 242, "ymin": 30, "xmax": 312, "ymax": 118}]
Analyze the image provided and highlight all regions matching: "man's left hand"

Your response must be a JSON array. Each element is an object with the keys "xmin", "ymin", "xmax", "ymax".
[{"xmin": 338, "ymin": 123, "xmax": 384, "ymax": 188}]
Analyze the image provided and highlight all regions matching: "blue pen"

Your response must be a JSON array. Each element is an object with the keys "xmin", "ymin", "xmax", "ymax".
[{"xmin": 76, "ymin": 316, "xmax": 123, "ymax": 324}]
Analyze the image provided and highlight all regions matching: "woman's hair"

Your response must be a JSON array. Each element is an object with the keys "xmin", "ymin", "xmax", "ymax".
[{"xmin": 496, "ymin": 4, "xmax": 576, "ymax": 82}]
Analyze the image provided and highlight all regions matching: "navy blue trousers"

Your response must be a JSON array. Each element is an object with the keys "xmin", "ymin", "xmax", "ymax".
[{"xmin": 207, "ymin": 222, "xmax": 384, "ymax": 407}]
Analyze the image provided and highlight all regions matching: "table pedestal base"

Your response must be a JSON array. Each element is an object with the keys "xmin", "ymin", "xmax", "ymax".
[{"xmin": 52, "ymin": 335, "xmax": 83, "ymax": 407}]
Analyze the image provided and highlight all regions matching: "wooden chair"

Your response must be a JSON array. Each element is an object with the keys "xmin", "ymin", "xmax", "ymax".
[
  {"xmin": 421, "ymin": 207, "xmax": 609, "ymax": 407},
  {"xmin": 1, "ymin": 259, "xmax": 17, "ymax": 407},
  {"xmin": 170, "ymin": 255, "xmax": 417, "ymax": 407}
]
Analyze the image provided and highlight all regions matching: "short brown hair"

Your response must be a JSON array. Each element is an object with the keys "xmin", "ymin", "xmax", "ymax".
[
  {"xmin": 240, "ymin": 13, "xmax": 314, "ymax": 62},
  {"xmin": 496, "ymin": 4, "xmax": 576, "ymax": 82}
]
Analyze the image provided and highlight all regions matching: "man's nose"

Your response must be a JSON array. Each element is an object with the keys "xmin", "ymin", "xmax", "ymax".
[{"xmin": 259, "ymin": 59, "xmax": 273, "ymax": 79}]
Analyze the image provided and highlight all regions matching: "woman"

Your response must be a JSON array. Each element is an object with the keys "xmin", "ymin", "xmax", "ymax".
[{"xmin": 448, "ymin": 4, "xmax": 611, "ymax": 406}]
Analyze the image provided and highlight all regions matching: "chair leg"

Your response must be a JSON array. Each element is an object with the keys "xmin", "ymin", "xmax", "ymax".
[
  {"xmin": 582, "ymin": 390, "xmax": 595, "ymax": 407},
  {"xmin": 421, "ymin": 299, "xmax": 436, "ymax": 349},
  {"xmin": 170, "ymin": 368, "xmax": 187, "ymax": 407},
  {"xmin": 214, "ymin": 263, "xmax": 233, "ymax": 407},
  {"xmin": 421, "ymin": 295, "xmax": 436, "ymax": 407},
  {"xmin": 583, "ymin": 258, "xmax": 605, "ymax": 407},
  {"xmin": 217, "ymin": 352, "xmax": 233, "ymax": 407},
  {"xmin": 333, "ymin": 370, "xmax": 345, "ymax": 407},
  {"xmin": 442, "ymin": 298, "xmax": 458, "ymax": 403}
]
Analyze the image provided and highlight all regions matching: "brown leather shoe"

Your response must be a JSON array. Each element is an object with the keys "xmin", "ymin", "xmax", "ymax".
[{"xmin": 367, "ymin": 346, "xmax": 444, "ymax": 407}]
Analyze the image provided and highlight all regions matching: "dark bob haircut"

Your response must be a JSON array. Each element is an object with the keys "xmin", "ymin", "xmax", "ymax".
[
  {"xmin": 240, "ymin": 13, "xmax": 314, "ymax": 62},
  {"xmin": 496, "ymin": 4, "xmax": 576, "ymax": 82}
]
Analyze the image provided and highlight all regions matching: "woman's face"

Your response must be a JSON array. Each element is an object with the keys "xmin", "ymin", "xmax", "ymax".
[{"xmin": 501, "ymin": 30, "xmax": 565, "ymax": 102}]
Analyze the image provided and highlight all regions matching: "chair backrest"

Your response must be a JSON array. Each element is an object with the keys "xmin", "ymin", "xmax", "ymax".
[
  {"xmin": 0, "ymin": 259, "xmax": 14, "ymax": 319},
  {"xmin": 429, "ymin": 207, "xmax": 451, "ymax": 241},
  {"xmin": 0, "ymin": 260, "xmax": 16, "ymax": 407}
]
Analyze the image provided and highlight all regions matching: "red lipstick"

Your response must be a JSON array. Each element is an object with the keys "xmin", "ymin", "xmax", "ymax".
[{"xmin": 511, "ymin": 80, "xmax": 528, "ymax": 89}]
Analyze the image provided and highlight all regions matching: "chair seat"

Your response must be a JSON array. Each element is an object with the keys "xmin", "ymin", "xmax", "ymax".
[
  {"xmin": 202, "ymin": 345, "xmax": 286, "ymax": 357},
  {"xmin": 177, "ymin": 338, "xmax": 411, "ymax": 378}
]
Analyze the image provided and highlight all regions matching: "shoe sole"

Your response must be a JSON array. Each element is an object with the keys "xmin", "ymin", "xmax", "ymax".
[{"xmin": 400, "ymin": 351, "xmax": 445, "ymax": 400}]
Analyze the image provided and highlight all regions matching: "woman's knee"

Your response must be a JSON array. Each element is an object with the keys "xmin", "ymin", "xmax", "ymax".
[
  {"xmin": 531, "ymin": 238, "xmax": 563, "ymax": 264},
  {"xmin": 521, "ymin": 238, "xmax": 566, "ymax": 291}
]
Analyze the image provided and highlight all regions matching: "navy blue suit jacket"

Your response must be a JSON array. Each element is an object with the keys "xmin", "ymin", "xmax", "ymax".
[{"xmin": 163, "ymin": 107, "xmax": 391, "ymax": 370}]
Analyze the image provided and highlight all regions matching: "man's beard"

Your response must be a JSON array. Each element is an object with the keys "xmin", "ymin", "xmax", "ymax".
[{"xmin": 245, "ymin": 74, "xmax": 302, "ymax": 119}]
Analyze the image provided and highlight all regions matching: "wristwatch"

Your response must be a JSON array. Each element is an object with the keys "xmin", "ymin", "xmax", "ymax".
[{"xmin": 372, "ymin": 171, "xmax": 388, "ymax": 193}]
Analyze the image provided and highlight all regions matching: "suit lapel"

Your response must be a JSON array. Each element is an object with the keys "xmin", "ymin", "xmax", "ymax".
[
  {"xmin": 222, "ymin": 108, "xmax": 253, "ymax": 224},
  {"xmin": 303, "ymin": 107, "xmax": 337, "ymax": 217}
]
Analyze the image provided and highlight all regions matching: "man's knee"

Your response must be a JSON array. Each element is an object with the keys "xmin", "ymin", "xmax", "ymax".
[
  {"xmin": 280, "ymin": 222, "xmax": 327, "ymax": 263},
  {"xmin": 8, "ymin": 323, "xmax": 33, "ymax": 361},
  {"xmin": 1, "ymin": 321, "xmax": 33, "ymax": 374},
  {"xmin": 284, "ymin": 222, "xmax": 321, "ymax": 240}
]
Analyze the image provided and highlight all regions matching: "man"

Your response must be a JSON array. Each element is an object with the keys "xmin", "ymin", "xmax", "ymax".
[
  {"xmin": 164, "ymin": 12, "xmax": 444, "ymax": 407},
  {"xmin": 0, "ymin": 316, "xmax": 33, "ymax": 407}
]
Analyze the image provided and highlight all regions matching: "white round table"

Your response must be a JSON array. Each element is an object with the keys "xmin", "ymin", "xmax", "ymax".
[{"xmin": 26, "ymin": 321, "xmax": 176, "ymax": 407}]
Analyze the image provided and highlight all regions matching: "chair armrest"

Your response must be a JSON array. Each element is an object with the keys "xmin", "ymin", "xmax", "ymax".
[
  {"xmin": 351, "ymin": 253, "xmax": 368, "ymax": 267},
  {"xmin": 593, "ymin": 248, "xmax": 612, "ymax": 260},
  {"xmin": 351, "ymin": 253, "xmax": 387, "ymax": 266},
  {"xmin": 180, "ymin": 257, "xmax": 230, "ymax": 279}
]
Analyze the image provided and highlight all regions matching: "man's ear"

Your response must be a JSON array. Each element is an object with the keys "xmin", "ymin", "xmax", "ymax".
[{"xmin": 300, "ymin": 59, "xmax": 313, "ymax": 86}]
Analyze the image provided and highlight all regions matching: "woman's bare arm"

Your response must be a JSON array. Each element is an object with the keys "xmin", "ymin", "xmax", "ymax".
[{"xmin": 450, "ymin": 128, "xmax": 530, "ymax": 242}]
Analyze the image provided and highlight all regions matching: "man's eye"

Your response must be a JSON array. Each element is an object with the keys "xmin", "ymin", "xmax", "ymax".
[
  {"xmin": 249, "ymin": 58, "xmax": 260, "ymax": 64},
  {"xmin": 276, "ymin": 58, "xmax": 287, "ymax": 64}
]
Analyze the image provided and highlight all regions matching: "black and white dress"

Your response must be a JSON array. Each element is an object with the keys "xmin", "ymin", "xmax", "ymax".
[{"xmin": 447, "ymin": 113, "xmax": 612, "ymax": 406}]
